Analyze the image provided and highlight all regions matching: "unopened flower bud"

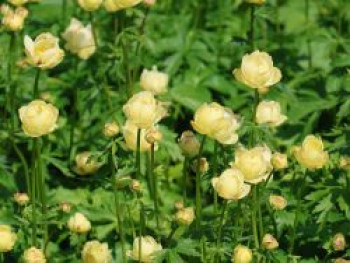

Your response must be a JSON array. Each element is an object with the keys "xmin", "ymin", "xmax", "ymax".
[
  {"xmin": 145, "ymin": 128, "xmax": 162, "ymax": 144},
  {"xmin": 14, "ymin": 192, "xmax": 29, "ymax": 206},
  {"xmin": 269, "ymin": 195, "xmax": 287, "ymax": 210},
  {"xmin": 115, "ymin": 176, "xmax": 132, "ymax": 189},
  {"xmin": 174, "ymin": 201, "xmax": 184, "ymax": 210},
  {"xmin": 333, "ymin": 233, "xmax": 346, "ymax": 251},
  {"xmin": 262, "ymin": 234, "xmax": 279, "ymax": 250},
  {"xmin": 22, "ymin": 247, "xmax": 46, "ymax": 263},
  {"xmin": 178, "ymin": 131, "xmax": 200, "ymax": 157},
  {"xmin": 82, "ymin": 240, "xmax": 112, "ymax": 263},
  {"xmin": 128, "ymin": 236, "xmax": 162, "ymax": 262},
  {"xmin": 339, "ymin": 157, "xmax": 350, "ymax": 170},
  {"xmin": 175, "ymin": 207, "xmax": 195, "ymax": 225},
  {"xmin": 192, "ymin": 157, "xmax": 209, "ymax": 174},
  {"xmin": 103, "ymin": 121, "xmax": 120, "ymax": 138},
  {"xmin": 131, "ymin": 180, "xmax": 141, "ymax": 192},
  {"xmin": 272, "ymin": 152, "xmax": 288, "ymax": 170},
  {"xmin": 245, "ymin": 0, "xmax": 266, "ymax": 5},
  {"xmin": 67, "ymin": 212, "xmax": 91, "ymax": 234},
  {"xmin": 232, "ymin": 245, "xmax": 253, "ymax": 263},
  {"xmin": 60, "ymin": 202, "xmax": 71, "ymax": 213}
]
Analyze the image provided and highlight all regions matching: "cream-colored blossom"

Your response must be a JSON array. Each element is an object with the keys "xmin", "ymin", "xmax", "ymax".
[
  {"xmin": 104, "ymin": 0, "xmax": 142, "ymax": 12},
  {"xmin": 255, "ymin": 101, "xmax": 287, "ymax": 127},
  {"xmin": 0, "ymin": 225, "xmax": 17, "ymax": 252},
  {"xmin": 67, "ymin": 212, "xmax": 91, "ymax": 234},
  {"xmin": 140, "ymin": 66, "xmax": 169, "ymax": 95},
  {"xmin": 74, "ymin": 152, "xmax": 100, "ymax": 176},
  {"xmin": 122, "ymin": 120, "xmax": 152, "ymax": 152},
  {"xmin": 128, "ymin": 236, "xmax": 162, "ymax": 262},
  {"xmin": 82, "ymin": 240, "xmax": 112, "ymax": 263}
]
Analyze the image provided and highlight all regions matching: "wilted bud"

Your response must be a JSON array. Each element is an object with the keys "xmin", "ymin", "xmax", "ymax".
[
  {"xmin": 67, "ymin": 212, "xmax": 91, "ymax": 234},
  {"xmin": 175, "ymin": 207, "xmax": 195, "ymax": 225},
  {"xmin": 60, "ymin": 202, "xmax": 71, "ymax": 213},
  {"xmin": 339, "ymin": 157, "xmax": 350, "ymax": 170},
  {"xmin": 143, "ymin": 0, "xmax": 156, "ymax": 6},
  {"xmin": 269, "ymin": 195, "xmax": 287, "ymax": 210},
  {"xmin": 14, "ymin": 192, "xmax": 29, "ymax": 206},
  {"xmin": 128, "ymin": 236, "xmax": 162, "ymax": 262},
  {"xmin": 103, "ymin": 121, "xmax": 120, "ymax": 138},
  {"xmin": 262, "ymin": 234, "xmax": 279, "ymax": 250},
  {"xmin": 74, "ymin": 152, "xmax": 100, "ymax": 176},
  {"xmin": 131, "ymin": 180, "xmax": 141, "ymax": 192},
  {"xmin": 0, "ymin": 225, "xmax": 17, "ymax": 252},
  {"xmin": 145, "ymin": 128, "xmax": 162, "ymax": 144},
  {"xmin": 22, "ymin": 247, "xmax": 46, "ymax": 263},
  {"xmin": 333, "ymin": 233, "xmax": 346, "ymax": 251},
  {"xmin": 272, "ymin": 152, "xmax": 288, "ymax": 170},
  {"xmin": 192, "ymin": 157, "xmax": 209, "ymax": 174},
  {"xmin": 82, "ymin": 240, "xmax": 112, "ymax": 263},
  {"xmin": 232, "ymin": 245, "xmax": 253, "ymax": 263},
  {"xmin": 174, "ymin": 201, "xmax": 184, "ymax": 210},
  {"xmin": 178, "ymin": 131, "xmax": 200, "ymax": 157}
]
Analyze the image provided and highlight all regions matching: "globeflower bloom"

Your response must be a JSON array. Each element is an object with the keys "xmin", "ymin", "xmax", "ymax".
[
  {"xmin": 74, "ymin": 152, "xmax": 100, "ymax": 176},
  {"xmin": 292, "ymin": 135, "xmax": 329, "ymax": 170},
  {"xmin": 123, "ymin": 91, "xmax": 167, "ymax": 129},
  {"xmin": 1, "ymin": 4, "xmax": 28, "ymax": 31},
  {"xmin": 14, "ymin": 192, "xmax": 30, "ymax": 206},
  {"xmin": 19, "ymin": 100, "xmax": 59, "ymax": 137},
  {"xmin": 140, "ymin": 66, "xmax": 169, "ymax": 95},
  {"xmin": 0, "ymin": 225, "xmax": 17, "ymax": 252},
  {"xmin": 191, "ymin": 102, "xmax": 241, "ymax": 145},
  {"xmin": 255, "ymin": 101, "xmax": 287, "ymax": 127},
  {"xmin": 67, "ymin": 213, "xmax": 91, "ymax": 234},
  {"xmin": 178, "ymin": 130, "xmax": 200, "ymax": 157},
  {"xmin": 8, "ymin": 0, "xmax": 28, "ymax": 6},
  {"xmin": 212, "ymin": 168, "xmax": 251, "ymax": 200},
  {"xmin": 233, "ymin": 50, "xmax": 282, "ymax": 93},
  {"xmin": 269, "ymin": 195, "xmax": 287, "ymax": 210},
  {"xmin": 245, "ymin": 0, "xmax": 265, "ymax": 4},
  {"xmin": 82, "ymin": 240, "xmax": 112, "ymax": 263},
  {"xmin": 333, "ymin": 233, "xmax": 346, "ymax": 251},
  {"xmin": 24, "ymin": 33, "xmax": 64, "ymax": 70},
  {"xmin": 128, "ymin": 236, "xmax": 162, "ymax": 262},
  {"xmin": 77, "ymin": 0, "xmax": 102, "ymax": 11},
  {"xmin": 232, "ymin": 145, "xmax": 272, "ymax": 184},
  {"xmin": 271, "ymin": 152, "xmax": 288, "ymax": 170},
  {"xmin": 104, "ymin": 0, "xmax": 142, "ymax": 12},
  {"xmin": 122, "ymin": 121, "xmax": 152, "ymax": 152},
  {"xmin": 262, "ymin": 234, "xmax": 279, "ymax": 250},
  {"xmin": 175, "ymin": 207, "xmax": 195, "ymax": 225},
  {"xmin": 232, "ymin": 245, "xmax": 253, "ymax": 263},
  {"xmin": 103, "ymin": 121, "xmax": 120, "ymax": 138},
  {"xmin": 22, "ymin": 247, "xmax": 46, "ymax": 263},
  {"xmin": 62, "ymin": 18, "xmax": 96, "ymax": 60}
]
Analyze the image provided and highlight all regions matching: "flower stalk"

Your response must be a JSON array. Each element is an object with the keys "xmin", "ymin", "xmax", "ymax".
[
  {"xmin": 136, "ymin": 128, "xmax": 142, "ymax": 179},
  {"xmin": 195, "ymin": 135, "xmax": 206, "ymax": 229}
]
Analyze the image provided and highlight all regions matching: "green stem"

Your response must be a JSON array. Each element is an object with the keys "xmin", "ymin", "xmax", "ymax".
[
  {"xmin": 8, "ymin": 32, "xmax": 16, "ymax": 133},
  {"xmin": 195, "ymin": 135, "xmax": 206, "ymax": 229},
  {"xmin": 182, "ymin": 157, "xmax": 188, "ymax": 205},
  {"xmin": 121, "ymin": 39, "xmax": 133, "ymax": 97},
  {"xmin": 215, "ymin": 201, "xmax": 228, "ymax": 263},
  {"xmin": 213, "ymin": 141, "xmax": 218, "ymax": 213},
  {"xmin": 111, "ymin": 144, "xmax": 126, "ymax": 263},
  {"xmin": 136, "ymin": 128, "xmax": 142, "ymax": 179},
  {"xmin": 151, "ymin": 144, "xmax": 160, "ymax": 239},
  {"xmin": 61, "ymin": 0, "xmax": 67, "ymax": 27},
  {"xmin": 124, "ymin": 192, "xmax": 136, "ymax": 239},
  {"xmin": 89, "ymin": 12, "xmax": 98, "ymax": 49},
  {"xmin": 250, "ymin": 6, "xmax": 256, "ymax": 50},
  {"xmin": 305, "ymin": 0, "xmax": 312, "ymax": 68},
  {"xmin": 31, "ymin": 139, "xmax": 38, "ymax": 246},
  {"xmin": 257, "ymin": 185, "xmax": 264, "ymax": 241},
  {"xmin": 33, "ymin": 69, "xmax": 41, "ymax": 99},
  {"xmin": 251, "ymin": 186, "xmax": 260, "ymax": 250},
  {"xmin": 289, "ymin": 171, "xmax": 307, "ymax": 254},
  {"xmin": 0, "ymin": 253, "xmax": 3, "ymax": 263},
  {"xmin": 138, "ymin": 200, "xmax": 145, "ymax": 263}
]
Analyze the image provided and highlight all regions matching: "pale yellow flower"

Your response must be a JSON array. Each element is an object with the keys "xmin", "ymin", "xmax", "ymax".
[
  {"xmin": 145, "ymin": 128, "xmax": 163, "ymax": 144},
  {"xmin": 74, "ymin": 152, "xmax": 100, "ymax": 176},
  {"xmin": 143, "ymin": 0, "xmax": 155, "ymax": 6},
  {"xmin": 78, "ymin": 0, "xmax": 103, "ymax": 11},
  {"xmin": 0, "ymin": 225, "xmax": 17, "ymax": 252},
  {"xmin": 67, "ymin": 213, "xmax": 91, "ymax": 234},
  {"xmin": 14, "ymin": 192, "xmax": 30, "ymax": 206},
  {"xmin": 339, "ymin": 157, "xmax": 350, "ymax": 170},
  {"xmin": 271, "ymin": 152, "xmax": 288, "ymax": 170},
  {"xmin": 18, "ymin": 100, "xmax": 59, "ymax": 137},
  {"xmin": 104, "ymin": 0, "xmax": 142, "ymax": 12},
  {"xmin": 212, "ymin": 168, "xmax": 251, "ymax": 200},
  {"xmin": 292, "ymin": 135, "xmax": 329, "ymax": 170},
  {"xmin": 191, "ymin": 103, "xmax": 241, "ymax": 145},
  {"xmin": 23, "ymin": 247, "xmax": 46, "ymax": 263},
  {"xmin": 8, "ymin": 0, "xmax": 28, "ymax": 6},
  {"xmin": 255, "ymin": 101, "xmax": 287, "ymax": 127},
  {"xmin": 245, "ymin": 0, "xmax": 265, "ymax": 5},
  {"xmin": 269, "ymin": 195, "xmax": 287, "ymax": 210},
  {"xmin": 232, "ymin": 145, "xmax": 272, "ymax": 184},
  {"xmin": 262, "ymin": 234, "xmax": 279, "ymax": 250},
  {"xmin": 103, "ymin": 121, "xmax": 120, "ymax": 138},
  {"xmin": 24, "ymin": 33, "xmax": 64, "ymax": 69},
  {"xmin": 82, "ymin": 240, "xmax": 112, "ymax": 263},
  {"xmin": 178, "ymin": 130, "xmax": 200, "ymax": 157},
  {"xmin": 175, "ymin": 207, "xmax": 195, "ymax": 225},
  {"xmin": 233, "ymin": 50, "xmax": 281, "ymax": 92},
  {"xmin": 1, "ymin": 4, "xmax": 28, "ymax": 31},
  {"xmin": 140, "ymin": 66, "xmax": 169, "ymax": 95},
  {"xmin": 333, "ymin": 233, "xmax": 346, "ymax": 251},
  {"xmin": 123, "ymin": 91, "xmax": 167, "ymax": 129},
  {"xmin": 122, "ymin": 120, "xmax": 152, "ymax": 152},
  {"xmin": 62, "ymin": 18, "xmax": 96, "ymax": 60},
  {"xmin": 128, "ymin": 236, "xmax": 162, "ymax": 262},
  {"xmin": 232, "ymin": 245, "xmax": 253, "ymax": 263}
]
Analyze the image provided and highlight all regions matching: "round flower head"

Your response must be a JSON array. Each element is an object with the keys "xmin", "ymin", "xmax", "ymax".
[
  {"xmin": 245, "ymin": 0, "xmax": 265, "ymax": 4},
  {"xmin": 333, "ymin": 233, "xmax": 346, "ymax": 251},
  {"xmin": 232, "ymin": 145, "xmax": 272, "ymax": 184},
  {"xmin": 271, "ymin": 152, "xmax": 288, "ymax": 170},
  {"xmin": 269, "ymin": 195, "xmax": 287, "ymax": 210},
  {"xmin": 122, "ymin": 121, "xmax": 152, "ymax": 152},
  {"xmin": 62, "ymin": 18, "xmax": 96, "ymax": 60},
  {"xmin": 74, "ymin": 151, "xmax": 100, "ymax": 176},
  {"xmin": 255, "ymin": 101, "xmax": 287, "ymax": 127},
  {"xmin": 212, "ymin": 168, "xmax": 251, "ymax": 200},
  {"xmin": 128, "ymin": 236, "xmax": 162, "ymax": 262},
  {"xmin": 19, "ymin": 100, "xmax": 59, "ymax": 137},
  {"xmin": 123, "ymin": 91, "xmax": 167, "ymax": 129},
  {"xmin": 24, "ymin": 33, "xmax": 64, "ymax": 70},
  {"xmin": 292, "ymin": 135, "xmax": 329, "ymax": 170},
  {"xmin": 1, "ymin": 5, "xmax": 28, "ymax": 31},
  {"xmin": 0, "ymin": 225, "xmax": 17, "ymax": 252},
  {"xmin": 262, "ymin": 234, "xmax": 279, "ymax": 250},
  {"xmin": 67, "ymin": 212, "xmax": 91, "ymax": 234},
  {"xmin": 191, "ymin": 102, "xmax": 241, "ymax": 145},
  {"xmin": 140, "ymin": 66, "xmax": 169, "ymax": 95},
  {"xmin": 77, "ymin": 0, "xmax": 103, "ymax": 11},
  {"xmin": 8, "ymin": 0, "xmax": 29, "ymax": 6},
  {"xmin": 22, "ymin": 247, "xmax": 46, "ymax": 263},
  {"xmin": 175, "ymin": 207, "xmax": 195, "ymax": 225},
  {"xmin": 82, "ymin": 240, "xmax": 112, "ymax": 263},
  {"xmin": 232, "ymin": 245, "xmax": 253, "ymax": 263},
  {"xmin": 178, "ymin": 130, "xmax": 200, "ymax": 157},
  {"xmin": 233, "ymin": 50, "xmax": 281, "ymax": 93},
  {"xmin": 14, "ymin": 192, "xmax": 30, "ymax": 206},
  {"xmin": 104, "ymin": 0, "xmax": 142, "ymax": 12},
  {"xmin": 103, "ymin": 121, "xmax": 120, "ymax": 138}
]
